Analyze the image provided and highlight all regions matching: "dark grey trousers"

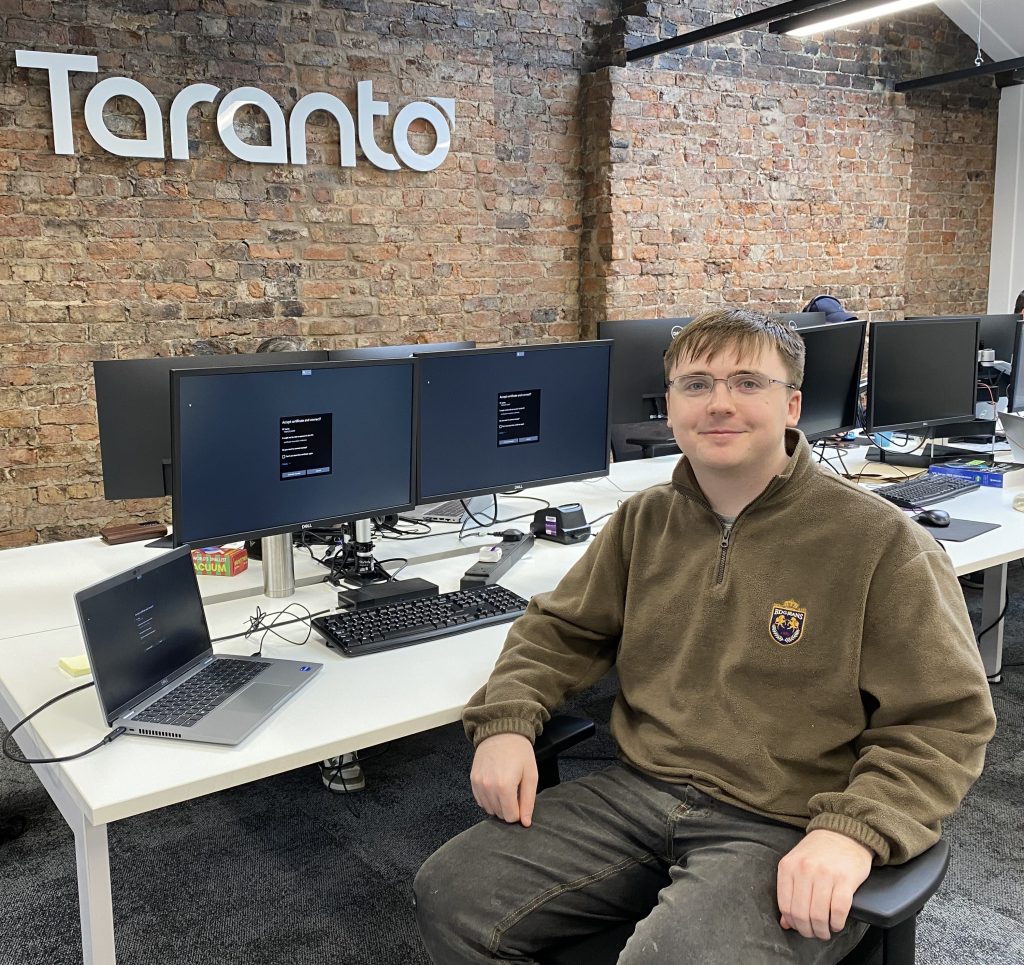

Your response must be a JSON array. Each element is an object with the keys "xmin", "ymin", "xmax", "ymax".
[{"xmin": 415, "ymin": 764, "xmax": 868, "ymax": 964}]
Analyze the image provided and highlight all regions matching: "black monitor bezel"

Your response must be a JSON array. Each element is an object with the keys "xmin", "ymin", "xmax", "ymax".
[
  {"xmin": 414, "ymin": 340, "xmax": 613, "ymax": 504},
  {"xmin": 170, "ymin": 358, "xmax": 418, "ymax": 548},
  {"xmin": 328, "ymin": 340, "xmax": 475, "ymax": 361},
  {"xmin": 866, "ymin": 317, "xmax": 980, "ymax": 434},
  {"xmin": 795, "ymin": 320, "xmax": 867, "ymax": 442},
  {"xmin": 1009, "ymin": 319, "xmax": 1024, "ymax": 413}
]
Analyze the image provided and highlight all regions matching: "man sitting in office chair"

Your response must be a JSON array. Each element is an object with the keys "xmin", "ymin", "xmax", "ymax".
[{"xmin": 414, "ymin": 309, "xmax": 996, "ymax": 964}]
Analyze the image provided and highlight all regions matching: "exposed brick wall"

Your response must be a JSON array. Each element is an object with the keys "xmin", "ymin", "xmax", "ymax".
[
  {"xmin": 580, "ymin": 2, "xmax": 999, "ymax": 329},
  {"xmin": 0, "ymin": 1, "xmax": 1003, "ymax": 548},
  {"xmin": 0, "ymin": 0, "xmax": 614, "ymax": 547},
  {"xmin": 903, "ymin": 98, "xmax": 997, "ymax": 316}
]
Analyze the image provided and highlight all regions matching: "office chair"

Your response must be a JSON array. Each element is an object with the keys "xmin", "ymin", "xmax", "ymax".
[
  {"xmin": 533, "ymin": 715, "xmax": 950, "ymax": 965},
  {"xmin": 610, "ymin": 424, "xmax": 680, "ymax": 462}
]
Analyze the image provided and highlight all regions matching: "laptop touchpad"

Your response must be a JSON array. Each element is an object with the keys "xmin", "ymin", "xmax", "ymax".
[{"xmin": 224, "ymin": 683, "xmax": 292, "ymax": 714}]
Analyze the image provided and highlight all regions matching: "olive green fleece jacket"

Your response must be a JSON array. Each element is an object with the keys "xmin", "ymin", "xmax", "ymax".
[{"xmin": 464, "ymin": 430, "xmax": 996, "ymax": 865}]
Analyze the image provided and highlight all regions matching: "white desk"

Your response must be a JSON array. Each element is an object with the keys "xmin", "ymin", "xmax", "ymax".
[
  {"xmin": 0, "ymin": 535, "xmax": 329, "ymax": 642},
  {"xmin": 821, "ymin": 443, "xmax": 1024, "ymax": 678},
  {"xmin": 1, "ymin": 453, "xmax": 1020, "ymax": 965}
]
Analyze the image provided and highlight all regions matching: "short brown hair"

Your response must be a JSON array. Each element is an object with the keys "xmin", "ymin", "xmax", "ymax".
[
  {"xmin": 1015, "ymin": 290, "xmax": 1024, "ymax": 315},
  {"xmin": 663, "ymin": 309, "xmax": 806, "ymax": 388}
]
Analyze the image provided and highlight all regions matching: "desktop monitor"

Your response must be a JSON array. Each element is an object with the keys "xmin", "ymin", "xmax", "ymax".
[
  {"xmin": 171, "ymin": 360, "xmax": 416, "ymax": 548},
  {"xmin": 416, "ymin": 341, "xmax": 612, "ymax": 504},
  {"xmin": 866, "ymin": 317, "xmax": 979, "ymax": 434},
  {"xmin": 774, "ymin": 311, "xmax": 828, "ymax": 329},
  {"xmin": 795, "ymin": 320, "xmax": 867, "ymax": 441},
  {"xmin": 597, "ymin": 318, "xmax": 692, "ymax": 425},
  {"xmin": 94, "ymin": 350, "xmax": 330, "ymax": 500},
  {"xmin": 906, "ymin": 314, "xmax": 1016, "ymax": 363},
  {"xmin": 1009, "ymin": 319, "xmax": 1024, "ymax": 413},
  {"xmin": 329, "ymin": 340, "xmax": 475, "ymax": 361}
]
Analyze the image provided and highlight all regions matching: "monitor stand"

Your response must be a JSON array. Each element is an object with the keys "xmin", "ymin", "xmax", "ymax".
[
  {"xmin": 145, "ymin": 459, "xmax": 175, "ymax": 547},
  {"xmin": 332, "ymin": 519, "xmax": 390, "ymax": 584},
  {"xmin": 865, "ymin": 441, "xmax": 964, "ymax": 469}
]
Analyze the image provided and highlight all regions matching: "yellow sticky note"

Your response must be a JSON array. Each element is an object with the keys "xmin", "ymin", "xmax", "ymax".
[{"xmin": 58, "ymin": 655, "xmax": 91, "ymax": 677}]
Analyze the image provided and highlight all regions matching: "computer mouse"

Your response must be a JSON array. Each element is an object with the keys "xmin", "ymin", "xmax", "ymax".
[{"xmin": 916, "ymin": 508, "xmax": 951, "ymax": 528}]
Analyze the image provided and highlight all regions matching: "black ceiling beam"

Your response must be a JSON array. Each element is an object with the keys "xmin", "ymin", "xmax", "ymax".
[
  {"xmin": 894, "ymin": 55, "xmax": 1024, "ymax": 93},
  {"xmin": 995, "ymin": 70, "xmax": 1024, "ymax": 89},
  {"xmin": 626, "ymin": 0, "xmax": 846, "ymax": 63}
]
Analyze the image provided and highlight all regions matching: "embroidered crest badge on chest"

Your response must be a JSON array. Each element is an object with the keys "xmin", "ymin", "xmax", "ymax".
[{"xmin": 770, "ymin": 599, "xmax": 806, "ymax": 646}]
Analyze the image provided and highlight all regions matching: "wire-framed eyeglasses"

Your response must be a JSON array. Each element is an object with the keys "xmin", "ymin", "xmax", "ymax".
[{"xmin": 665, "ymin": 372, "xmax": 798, "ymax": 399}]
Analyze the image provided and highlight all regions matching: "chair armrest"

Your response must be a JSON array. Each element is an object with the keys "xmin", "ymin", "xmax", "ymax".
[
  {"xmin": 850, "ymin": 839, "xmax": 950, "ymax": 928},
  {"xmin": 533, "ymin": 715, "xmax": 596, "ymax": 792},
  {"xmin": 534, "ymin": 715, "xmax": 596, "ymax": 762}
]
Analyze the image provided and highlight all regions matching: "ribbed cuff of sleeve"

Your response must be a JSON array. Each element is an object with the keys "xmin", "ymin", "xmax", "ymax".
[
  {"xmin": 806, "ymin": 812, "xmax": 891, "ymax": 865},
  {"xmin": 470, "ymin": 717, "xmax": 539, "ymax": 748}
]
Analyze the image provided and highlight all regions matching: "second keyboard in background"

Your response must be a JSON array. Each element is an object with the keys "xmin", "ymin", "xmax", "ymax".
[
  {"xmin": 311, "ymin": 584, "xmax": 529, "ymax": 656},
  {"xmin": 871, "ymin": 474, "xmax": 980, "ymax": 509}
]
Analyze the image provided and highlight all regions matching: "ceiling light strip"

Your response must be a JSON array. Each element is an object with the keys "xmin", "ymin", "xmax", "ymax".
[{"xmin": 768, "ymin": 0, "xmax": 933, "ymax": 38}]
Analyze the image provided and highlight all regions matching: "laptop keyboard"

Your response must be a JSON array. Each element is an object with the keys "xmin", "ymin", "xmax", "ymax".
[{"xmin": 133, "ymin": 658, "xmax": 270, "ymax": 727}]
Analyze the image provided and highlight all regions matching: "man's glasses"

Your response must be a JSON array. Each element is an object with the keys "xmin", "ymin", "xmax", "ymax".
[{"xmin": 665, "ymin": 373, "xmax": 798, "ymax": 399}]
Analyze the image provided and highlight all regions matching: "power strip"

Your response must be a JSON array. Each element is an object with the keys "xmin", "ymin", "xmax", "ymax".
[{"xmin": 460, "ymin": 535, "xmax": 535, "ymax": 588}]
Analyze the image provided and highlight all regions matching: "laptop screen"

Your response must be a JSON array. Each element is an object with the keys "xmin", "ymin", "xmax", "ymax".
[{"xmin": 76, "ymin": 547, "xmax": 211, "ymax": 723}]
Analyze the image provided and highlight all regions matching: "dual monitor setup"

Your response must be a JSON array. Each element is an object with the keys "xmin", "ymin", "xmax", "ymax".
[
  {"xmin": 93, "ymin": 340, "xmax": 614, "ymax": 584},
  {"xmin": 600, "ymin": 312, "xmax": 1024, "ymax": 467}
]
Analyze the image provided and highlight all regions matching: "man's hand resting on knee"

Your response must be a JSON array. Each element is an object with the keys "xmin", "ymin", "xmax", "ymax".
[
  {"xmin": 776, "ymin": 829, "xmax": 873, "ymax": 940},
  {"xmin": 470, "ymin": 733, "xmax": 538, "ymax": 827}
]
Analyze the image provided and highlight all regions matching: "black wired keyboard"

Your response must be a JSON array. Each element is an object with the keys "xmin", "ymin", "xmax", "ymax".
[
  {"xmin": 134, "ymin": 658, "xmax": 270, "ymax": 726},
  {"xmin": 312, "ymin": 584, "xmax": 529, "ymax": 656},
  {"xmin": 871, "ymin": 474, "xmax": 980, "ymax": 509}
]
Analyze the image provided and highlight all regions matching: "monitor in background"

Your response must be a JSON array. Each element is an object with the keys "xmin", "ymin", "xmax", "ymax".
[
  {"xmin": 597, "ymin": 318, "xmax": 691, "ymax": 425},
  {"xmin": 329, "ymin": 340, "xmax": 474, "ymax": 361},
  {"xmin": 774, "ymin": 311, "xmax": 827, "ymax": 329},
  {"xmin": 94, "ymin": 350, "xmax": 329, "ymax": 500},
  {"xmin": 905, "ymin": 314, "xmax": 1016, "ymax": 363},
  {"xmin": 416, "ymin": 341, "xmax": 612, "ymax": 504},
  {"xmin": 865, "ymin": 317, "xmax": 979, "ymax": 459},
  {"xmin": 1009, "ymin": 319, "xmax": 1024, "ymax": 413},
  {"xmin": 171, "ymin": 360, "xmax": 416, "ymax": 548},
  {"xmin": 796, "ymin": 320, "xmax": 866, "ymax": 441}
]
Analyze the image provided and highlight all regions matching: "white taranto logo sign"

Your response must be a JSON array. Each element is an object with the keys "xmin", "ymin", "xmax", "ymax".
[{"xmin": 15, "ymin": 49, "xmax": 454, "ymax": 172}]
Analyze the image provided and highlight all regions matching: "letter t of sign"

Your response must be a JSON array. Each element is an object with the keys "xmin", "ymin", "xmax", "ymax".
[{"xmin": 15, "ymin": 50, "xmax": 100, "ymax": 155}]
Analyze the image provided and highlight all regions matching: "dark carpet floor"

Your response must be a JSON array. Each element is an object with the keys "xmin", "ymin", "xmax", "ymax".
[{"xmin": 1, "ymin": 562, "xmax": 1022, "ymax": 965}]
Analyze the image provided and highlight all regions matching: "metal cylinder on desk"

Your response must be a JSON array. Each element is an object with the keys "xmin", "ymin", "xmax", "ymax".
[{"xmin": 261, "ymin": 533, "xmax": 295, "ymax": 598}]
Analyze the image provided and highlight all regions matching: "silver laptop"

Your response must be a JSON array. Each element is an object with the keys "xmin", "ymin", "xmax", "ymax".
[
  {"xmin": 75, "ymin": 545, "xmax": 322, "ymax": 745},
  {"xmin": 404, "ymin": 494, "xmax": 496, "ymax": 524},
  {"xmin": 1000, "ymin": 411, "xmax": 1024, "ymax": 462}
]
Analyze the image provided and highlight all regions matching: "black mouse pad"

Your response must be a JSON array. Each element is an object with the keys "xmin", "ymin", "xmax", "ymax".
[{"xmin": 925, "ymin": 518, "xmax": 1001, "ymax": 542}]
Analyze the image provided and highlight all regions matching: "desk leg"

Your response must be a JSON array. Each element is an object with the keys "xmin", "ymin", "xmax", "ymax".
[
  {"xmin": 72, "ymin": 814, "xmax": 116, "ymax": 965},
  {"xmin": 979, "ymin": 564, "xmax": 1007, "ymax": 682}
]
